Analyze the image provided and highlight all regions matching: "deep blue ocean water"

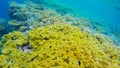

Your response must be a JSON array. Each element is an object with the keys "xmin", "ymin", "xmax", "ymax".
[{"xmin": 0, "ymin": 0, "xmax": 9, "ymax": 19}]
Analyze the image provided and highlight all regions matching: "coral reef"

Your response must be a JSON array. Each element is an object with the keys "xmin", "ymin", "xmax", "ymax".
[
  {"xmin": 8, "ymin": 20, "xmax": 20, "ymax": 27},
  {"xmin": 0, "ymin": 23, "xmax": 120, "ymax": 68},
  {"xmin": 8, "ymin": 1, "xmax": 120, "ymax": 46},
  {"xmin": 8, "ymin": 1, "xmax": 47, "ymax": 32},
  {"xmin": 9, "ymin": 1, "xmax": 41, "ymax": 21},
  {"xmin": 2, "ymin": 1, "xmax": 119, "ymax": 67}
]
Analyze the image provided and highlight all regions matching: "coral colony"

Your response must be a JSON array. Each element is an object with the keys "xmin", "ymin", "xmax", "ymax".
[{"xmin": 0, "ymin": 1, "xmax": 120, "ymax": 68}]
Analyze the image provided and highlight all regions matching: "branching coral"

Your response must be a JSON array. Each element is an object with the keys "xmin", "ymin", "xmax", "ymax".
[
  {"xmin": 0, "ymin": 31, "xmax": 28, "ymax": 54},
  {"xmin": 0, "ymin": 23, "xmax": 120, "ymax": 68}
]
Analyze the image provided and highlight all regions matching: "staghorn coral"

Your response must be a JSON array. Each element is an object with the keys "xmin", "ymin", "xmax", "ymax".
[{"xmin": 0, "ymin": 23, "xmax": 120, "ymax": 68}]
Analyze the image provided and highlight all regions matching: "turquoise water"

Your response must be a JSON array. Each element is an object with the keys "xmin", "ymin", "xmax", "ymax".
[
  {"xmin": 0, "ymin": 0, "xmax": 120, "ymax": 26},
  {"xmin": 46, "ymin": 0, "xmax": 120, "ymax": 27}
]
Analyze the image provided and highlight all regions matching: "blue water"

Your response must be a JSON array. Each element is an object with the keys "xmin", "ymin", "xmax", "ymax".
[
  {"xmin": 0, "ymin": 0, "xmax": 9, "ymax": 19},
  {"xmin": 48, "ymin": 0, "xmax": 120, "ymax": 27},
  {"xmin": 0, "ymin": 0, "xmax": 25, "ymax": 19}
]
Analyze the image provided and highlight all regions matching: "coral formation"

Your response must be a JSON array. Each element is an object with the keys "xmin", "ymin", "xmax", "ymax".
[
  {"xmin": 8, "ymin": 1, "xmax": 107, "ymax": 36},
  {"xmin": 1, "ymin": 1, "xmax": 119, "ymax": 67},
  {"xmin": 9, "ymin": 1, "xmax": 41, "ymax": 21},
  {"xmin": 0, "ymin": 25, "xmax": 6, "ymax": 31},
  {"xmin": 0, "ymin": 23, "xmax": 120, "ymax": 68},
  {"xmin": 8, "ymin": 1, "xmax": 120, "ymax": 44},
  {"xmin": 9, "ymin": 2, "xmax": 41, "ymax": 22},
  {"xmin": 8, "ymin": 20, "xmax": 20, "ymax": 27}
]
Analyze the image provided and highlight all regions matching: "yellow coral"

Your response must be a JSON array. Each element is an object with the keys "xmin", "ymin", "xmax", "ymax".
[
  {"xmin": 1, "ymin": 31, "xmax": 28, "ymax": 54},
  {"xmin": 1, "ymin": 31, "xmax": 28, "ymax": 46},
  {"xmin": 0, "ymin": 23, "xmax": 120, "ymax": 68}
]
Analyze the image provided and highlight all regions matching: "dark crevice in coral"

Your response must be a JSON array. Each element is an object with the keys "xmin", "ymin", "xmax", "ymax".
[
  {"xmin": 60, "ymin": 28, "xmax": 64, "ymax": 31},
  {"xmin": 0, "ymin": 50, "xmax": 2, "ymax": 55},
  {"xmin": 11, "ymin": 36, "xmax": 18, "ymax": 40},
  {"xmin": 44, "ymin": 37, "xmax": 49, "ymax": 40},
  {"xmin": 0, "ymin": 44, "xmax": 2, "ymax": 54},
  {"xmin": 28, "ymin": 55, "xmax": 39, "ymax": 62},
  {"xmin": 95, "ymin": 37, "xmax": 103, "ymax": 44},
  {"xmin": 63, "ymin": 58, "xmax": 69, "ymax": 64},
  {"xmin": 50, "ymin": 45, "xmax": 52, "ymax": 48},
  {"xmin": 17, "ymin": 43, "xmax": 33, "ymax": 53},
  {"xmin": 78, "ymin": 60, "xmax": 81, "ymax": 66},
  {"xmin": 109, "ymin": 56, "xmax": 112, "ymax": 59}
]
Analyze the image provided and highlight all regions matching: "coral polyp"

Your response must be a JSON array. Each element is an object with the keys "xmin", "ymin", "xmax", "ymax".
[{"xmin": 0, "ymin": 23, "xmax": 120, "ymax": 68}]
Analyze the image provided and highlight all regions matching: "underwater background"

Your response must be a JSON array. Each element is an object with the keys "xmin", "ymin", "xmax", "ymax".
[
  {"xmin": 0, "ymin": 0, "xmax": 120, "ymax": 68},
  {"xmin": 47, "ymin": 0, "xmax": 120, "ymax": 26},
  {"xmin": 0, "ymin": 0, "xmax": 120, "ymax": 38}
]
